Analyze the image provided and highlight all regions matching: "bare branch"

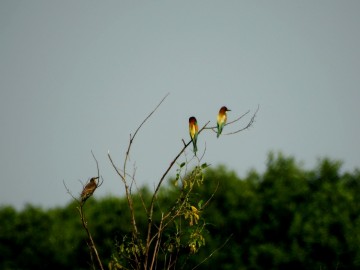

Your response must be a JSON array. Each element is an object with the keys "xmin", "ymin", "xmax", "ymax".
[
  {"xmin": 77, "ymin": 204, "xmax": 105, "ymax": 270},
  {"xmin": 108, "ymin": 151, "xmax": 125, "ymax": 182},
  {"xmin": 128, "ymin": 165, "xmax": 148, "ymax": 216},
  {"xmin": 182, "ymin": 139, "xmax": 186, "ymax": 147},
  {"xmin": 131, "ymin": 93, "xmax": 169, "ymax": 146},
  {"xmin": 63, "ymin": 180, "xmax": 81, "ymax": 204},
  {"xmin": 124, "ymin": 93, "xmax": 169, "ymax": 177},
  {"xmin": 225, "ymin": 109, "xmax": 251, "ymax": 126},
  {"xmin": 108, "ymin": 150, "xmax": 139, "ymax": 236},
  {"xmin": 204, "ymin": 109, "xmax": 251, "ymax": 133},
  {"xmin": 223, "ymin": 104, "xmax": 259, "ymax": 135},
  {"xmin": 204, "ymin": 106, "xmax": 259, "ymax": 136},
  {"xmin": 91, "ymin": 151, "xmax": 104, "ymax": 189},
  {"xmin": 198, "ymin": 141, "xmax": 207, "ymax": 162},
  {"xmin": 91, "ymin": 150, "xmax": 100, "ymax": 180}
]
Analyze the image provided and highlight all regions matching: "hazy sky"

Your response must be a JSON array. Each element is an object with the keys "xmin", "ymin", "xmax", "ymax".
[{"xmin": 1, "ymin": 1, "xmax": 359, "ymax": 209}]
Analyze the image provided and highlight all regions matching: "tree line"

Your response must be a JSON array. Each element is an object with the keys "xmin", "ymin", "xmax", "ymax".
[{"xmin": 1, "ymin": 152, "xmax": 360, "ymax": 269}]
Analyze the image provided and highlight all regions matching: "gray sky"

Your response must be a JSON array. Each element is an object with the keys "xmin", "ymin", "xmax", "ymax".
[{"xmin": 1, "ymin": 1, "xmax": 359, "ymax": 209}]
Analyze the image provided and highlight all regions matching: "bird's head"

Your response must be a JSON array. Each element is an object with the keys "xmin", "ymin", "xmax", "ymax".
[
  {"xmin": 189, "ymin": 116, "xmax": 197, "ymax": 124},
  {"xmin": 219, "ymin": 106, "xmax": 231, "ymax": 113},
  {"xmin": 90, "ymin": 176, "xmax": 99, "ymax": 182}
]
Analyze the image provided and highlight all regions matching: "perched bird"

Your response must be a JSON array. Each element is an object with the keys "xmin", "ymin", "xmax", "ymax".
[
  {"xmin": 81, "ymin": 177, "xmax": 99, "ymax": 202},
  {"xmin": 217, "ymin": 106, "xmax": 231, "ymax": 138},
  {"xmin": 189, "ymin": 116, "xmax": 198, "ymax": 154}
]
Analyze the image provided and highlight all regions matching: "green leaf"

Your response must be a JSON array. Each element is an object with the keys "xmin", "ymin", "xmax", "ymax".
[{"xmin": 201, "ymin": 163, "xmax": 209, "ymax": 169}]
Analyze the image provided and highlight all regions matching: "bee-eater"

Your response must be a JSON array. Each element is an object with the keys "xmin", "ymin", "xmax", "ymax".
[
  {"xmin": 81, "ymin": 177, "xmax": 99, "ymax": 202},
  {"xmin": 189, "ymin": 116, "xmax": 198, "ymax": 154},
  {"xmin": 217, "ymin": 106, "xmax": 231, "ymax": 138}
]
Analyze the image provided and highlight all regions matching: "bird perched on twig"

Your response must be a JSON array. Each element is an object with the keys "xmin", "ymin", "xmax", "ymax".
[
  {"xmin": 81, "ymin": 177, "xmax": 99, "ymax": 203},
  {"xmin": 189, "ymin": 116, "xmax": 198, "ymax": 154},
  {"xmin": 217, "ymin": 106, "xmax": 231, "ymax": 138}
]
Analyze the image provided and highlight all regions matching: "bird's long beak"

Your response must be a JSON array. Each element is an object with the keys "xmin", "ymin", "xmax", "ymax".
[{"xmin": 227, "ymin": 109, "xmax": 231, "ymax": 111}]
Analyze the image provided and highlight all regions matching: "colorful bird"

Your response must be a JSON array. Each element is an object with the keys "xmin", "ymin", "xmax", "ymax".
[
  {"xmin": 81, "ymin": 177, "xmax": 99, "ymax": 202},
  {"xmin": 189, "ymin": 116, "xmax": 198, "ymax": 154},
  {"xmin": 217, "ymin": 106, "xmax": 231, "ymax": 138}
]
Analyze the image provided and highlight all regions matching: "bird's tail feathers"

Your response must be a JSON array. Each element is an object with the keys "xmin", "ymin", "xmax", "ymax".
[{"xmin": 193, "ymin": 141, "xmax": 197, "ymax": 154}]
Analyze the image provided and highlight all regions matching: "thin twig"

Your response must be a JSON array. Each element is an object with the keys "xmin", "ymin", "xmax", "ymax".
[
  {"xmin": 204, "ymin": 110, "xmax": 250, "ymax": 131},
  {"xmin": 226, "ymin": 110, "xmax": 250, "ymax": 125},
  {"xmin": 198, "ymin": 141, "xmax": 207, "ymax": 162},
  {"xmin": 131, "ymin": 175, "xmax": 149, "ymax": 216},
  {"xmin": 108, "ymin": 151, "xmax": 125, "ymax": 182},
  {"xmin": 191, "ymin": 234, "xmax": 233, "ymax": 270},
  {"xmin": 91, "ymin": 152, "xmax": 104, "ymax": 189},
  {"xmin": 123, "ymin": 93, "xmax": 169, "ymax": 179},
  {"xmin": 200, "ymin": 180, "xmax": 220, "ymax": 210},
  {"xmin": 91, "ymin": 150, "xmax": 100, "ymax": 181},
  {"xmin": 223, "ymin": 104, "xmax": 259, "ymax": 135},
  {"xmin": 63, "ymin": 180, "xmax": 81, "ymax": 203},
  {"xmin": 205, "ymin": 105, "xmax": 259, "ymax": 135},
  {"xmin": 129, "ymin": 93, "xmax": 170, "ymax": 152}
]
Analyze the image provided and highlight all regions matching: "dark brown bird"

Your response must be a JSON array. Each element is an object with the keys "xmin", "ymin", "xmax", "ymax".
[{"xmin": 81, "ymin": 177, "xmax": 99, "ymax": 202}]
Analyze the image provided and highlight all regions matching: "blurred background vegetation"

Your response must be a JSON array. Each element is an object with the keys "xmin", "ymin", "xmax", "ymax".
[{"xmin": 1, "ymin": 152, "xmax": 360, "ymax": 269}]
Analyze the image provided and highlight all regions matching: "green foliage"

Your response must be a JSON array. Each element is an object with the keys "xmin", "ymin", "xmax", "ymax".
[
  {"xmin": 110, "ymin": 162, "xmax": 210, "ymax": 269},
  {"xmin": 1, "ymin": 152, "xmax": 360, "ymax": 269},
  {"xmin": 0, "ymin": 205, "xmax": 59, "ymax": 269}
]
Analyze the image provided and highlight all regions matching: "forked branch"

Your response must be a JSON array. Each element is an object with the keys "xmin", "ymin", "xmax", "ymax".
[
  {"xmin": 205, "ymin": 104, "xmax": 259, "ymax": 135},
  {"xmin": 108, "ymin": 93, "xmax": 170, "ymax": 261}
]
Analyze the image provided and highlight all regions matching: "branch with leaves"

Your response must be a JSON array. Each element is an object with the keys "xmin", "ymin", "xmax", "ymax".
[
  {"xmin": 107, "ymin": 94, "xmax": 258, "ymax": 270},
  {"xmin": 65, "ymin": 93, "xmax": 258, "ymax": 270}
]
